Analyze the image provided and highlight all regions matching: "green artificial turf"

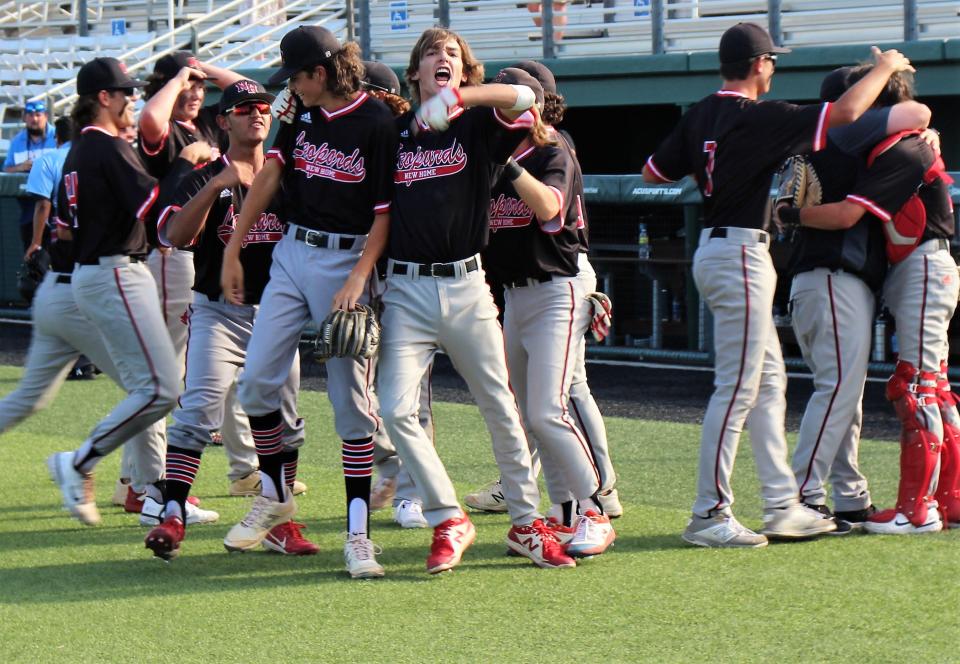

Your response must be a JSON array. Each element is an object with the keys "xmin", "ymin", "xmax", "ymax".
[{"xmin": 0, "ymin": 365, "xmax": 957, "ymax": 663}]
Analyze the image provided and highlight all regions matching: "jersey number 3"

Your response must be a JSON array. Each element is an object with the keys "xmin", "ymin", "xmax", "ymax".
[{"xmin": 702, "ymin": 141, "xmax": 716, "ymax": 198}]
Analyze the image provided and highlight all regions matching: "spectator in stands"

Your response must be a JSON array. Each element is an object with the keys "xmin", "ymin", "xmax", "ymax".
[
  {"xmin": 528, "ymin": 1, "xmax": 569, "ymax": 41},
  {"xmin": 4, "ymin": 100, "xmax": 58, "ymax": 251},
  {"xmin": 23, "ymin": 116, "xmax": 72, "ymax": 260}
]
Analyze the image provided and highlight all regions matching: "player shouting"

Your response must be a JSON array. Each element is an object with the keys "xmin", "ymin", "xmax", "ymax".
[
  {"xmin": 220, "ymin": 27, "xmax": 396, "ymax": 578},
  {"xmin": 644, "ymin": 22, "xmax": 913, "ymax": 547}
]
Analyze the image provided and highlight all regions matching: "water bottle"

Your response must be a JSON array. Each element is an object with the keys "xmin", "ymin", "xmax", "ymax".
[
  {"xmin": 872, "ymin": 314, "xmax": 886, "ymax": 362},
  {"xmin": 637, "ymin": 223, "xmax": 650, "ymax": 260}
]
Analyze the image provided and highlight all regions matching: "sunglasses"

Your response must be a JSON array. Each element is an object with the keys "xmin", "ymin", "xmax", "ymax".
[
  {"xmin": 109, "ymin": 88, "xmax": 139, "ymax": 99},
  {"xmin": 762, "ymin": 54, "xmax": 778, "ymax": 64},
  {"xmin": 24, "ymin": 103, "xmax": 46, "ymax": 113},
  {"xmin": 227, "ymin": 103, "xmax": 271, "ymax": 116}
]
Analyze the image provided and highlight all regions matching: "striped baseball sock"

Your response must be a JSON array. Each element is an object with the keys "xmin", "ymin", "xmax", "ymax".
[
  {"xmin": 342, "ymin": 437, "xmax": 374, "ymax": 537},
  {"xmin": 249, "ymin": 410, "xmax": 286, "ymax": 502},
  {"xmin": 164, "ymin": 446, "xmax": 202, "ymax": 521},
  {"xmin": 280, "ymin": 449, "xmax": 299, "ymax": 494}
]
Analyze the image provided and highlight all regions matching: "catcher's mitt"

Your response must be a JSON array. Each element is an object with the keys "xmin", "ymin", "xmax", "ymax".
[
  {"xmin": 586, "ymin": 292, "xmax": 613, "ymax": 343},
  {"xmin": 771, "ymin": 154, "xmax": 822, "ymax": 231},
  {"xmin": 17, "ymin": 248, "xmax": 50, "ymax": 304},
  {"xmin": 315, "ymin": 304, "xmax": 381, "ymax": 360}
]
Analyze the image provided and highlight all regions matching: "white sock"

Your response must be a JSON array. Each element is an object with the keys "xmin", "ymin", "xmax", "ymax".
[
  {"xmin": 260, "ymin": 471, "xmax": 280, "ymax": 501},
  {"xmin": 578, "ymin": 497, "xmax": 602, "ymax": 515},
  {"xmin": 348, "ymin": 497, "xmax": 368, "ymax": 538}
]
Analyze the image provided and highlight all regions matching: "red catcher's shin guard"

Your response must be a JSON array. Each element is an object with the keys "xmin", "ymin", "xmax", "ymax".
[
  {"xmin": 936, "ymin": 362, "xmax": 960, "ymax": 522},
  {"xmin": 887, "ymin": 364, "xmax": 942, "ymax": 527}
]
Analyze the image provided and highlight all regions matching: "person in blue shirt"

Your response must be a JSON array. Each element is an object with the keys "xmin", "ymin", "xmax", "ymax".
[
  {"xmin": 24, "ymin": 116, "xmax": 72, "ymax": 260},
  {"xmin": 4, "ymin": 100, "xmax": 58, "ymax": 250}
]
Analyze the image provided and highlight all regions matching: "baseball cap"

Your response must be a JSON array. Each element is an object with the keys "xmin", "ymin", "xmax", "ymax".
[
  {"xmin": 24, "ymin": 100, "xmax": 46, "ymax": 113},
  {"xmin": 362, "ymin": 61, "xmax": 401, "ymax": 95},
  {"xmin": 219, "ymin": 79, "xmax": 275, "ymax": 113},
  {"xmin": 718, "ymin": 22, "xmax": 790, "ymax": 64},
  {"xmin": 493, "ymin": 67, "xmax": 544, "ymax": 108},
  {"xmin": 77, "ymin": 57, "xmax": 148, "ymax": 95},
  {"xmin": 819, "ymin": 66, "xmax": 856, "ymax": 102},
  {"xmin": 268, "ymin": 26, "xmax": 342, "ymax": 85},
  {"xmin": 153, "ymin": 51, "xmax": 203, "ymax": 81},
  {"xmin": 511, "ymin": 60, "xmax": 557, "ymax": 95}
]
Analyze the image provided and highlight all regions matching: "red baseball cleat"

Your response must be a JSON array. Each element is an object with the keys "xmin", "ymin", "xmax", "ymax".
[
  {"xmin": 123, "ymin": 485, "xmax": 145, "ymax": 513},
  {"xmin": 544, "ymin": 516, "xmax": 576, "ymax": 546},
  {"xmin": 262, "ymin": 521, "xmax": 320, "ymax": 555},
  {"xmin": 426, "ymin": 515, "xmax": 476, "ymax": 574},
  {"xmin": 507, "ymin": 520, "xmax": 576, "ymax": 569},
  {"xmin": 145, "ymin": 517, "xmax": 185, "ymax": 561}
]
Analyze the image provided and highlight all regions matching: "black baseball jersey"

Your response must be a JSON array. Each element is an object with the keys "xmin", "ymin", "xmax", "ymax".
[
  {"xmin": 847, "ymin": 133, "xmax": 954, "ymax": 241},
  {"xmin": 158, "ymin": 156, "xmax": 282, "ymax": 304},
  {"xmin": 483, "ymin": 136, "xmax": 584, "ymax": 283},
  {"xmin": 267, "ymin": 93, "xmax": 396, "ymax": 235},
  {"xmin": 556, "ymin": 130, "xmax": 590, "ymax": 252},
  {"xmin": 647, "ymin": 91, "xmax": 831, "ymax": 229},
  {"xmin": 138, "ymin": 104, "xmax": 224, "ymax": 183},
  {"xmin": 58, "ymin": 126, "xmax": 159, "ymax": 264},
  {"xmin": 389, "ymin": 106, "xmax": 534, "ymax": 263}
]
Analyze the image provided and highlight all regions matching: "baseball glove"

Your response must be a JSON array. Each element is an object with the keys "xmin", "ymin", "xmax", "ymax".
[
  {"xmin": 271, "ymin": 87, "xmax": 298, "ymax": 125},
  {"xmin": 586, "ymin": 292, "xmax": 613, "ymax": 342},
  {"xmin": 17, "ymin": 247, "xmax": 50, "ymax": 304},
  {"xmin": 771, "ymin": 154, "xmax": 822, "ymax": 230},
  {"xmin": 315, "ymin": 304, "xmax": 381, "ymax": 360}
]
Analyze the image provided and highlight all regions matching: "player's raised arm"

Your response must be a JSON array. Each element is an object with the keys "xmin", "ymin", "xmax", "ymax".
[
  {"xmin": 139, "ymin": 65, "xmax": 206, "ymax": 145},
  {"xmin": 829, "ymin": 47, "xmax": 914, "ymax": 127},
  {"xmin": 220, "ymin": 158, "xmax": 281, "ymax": 304}
]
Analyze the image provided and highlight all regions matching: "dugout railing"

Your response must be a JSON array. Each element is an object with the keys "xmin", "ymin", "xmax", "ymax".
[{"xmin": 4, "ymin": 170, "xmax": 960, "ymax": 378}]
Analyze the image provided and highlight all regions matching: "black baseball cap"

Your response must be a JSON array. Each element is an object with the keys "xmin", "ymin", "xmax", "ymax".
[
  {"xmin": 153, "ymin": 51, "xmax": 203, "ymax": 81},
  {"xmin": 718, "ymin": 22, "xmax": 790, "ymax": 64},
  {"xmin": 362, "ymin": 61, "xmax": 401, "ymax": 95},
  {"xmin": 77, "ymin": 57, "xmax": 147, "ymax": 95},
  {"xmin": 268, "ymin": 26, "xmax": 342, "ymax": 85},
  {"xmin": 493, "ymin": 67, "xmax": 544, "ymax": 108},
  {"xmin": 219, "ymin": 79, "xmax": 275, "ymax": 113},
  {"xmin": 819, "ymin": 66, "xmax": 856, "ymax": 102},
  {"xmin": 511, "ymin": 60, "xmax": 557, "ymax": 95}
]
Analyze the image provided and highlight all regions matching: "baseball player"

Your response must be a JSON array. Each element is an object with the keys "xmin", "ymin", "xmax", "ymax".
[
  {"xmin": 137, "ymin": 52, "xmax": 261, "ymax": 502},
  {"xmin": 480, "ymin": 66, "xmax": 614, "ymax": 557},
  {"xmin": 143, "ymin": 79, "xmax": 312, "ymax": 560},
  {"xmin": 378, "ymin": 27, "xmax": 574, "ymax": 572},
  {"xmin": 643, "ymin": 22, "xmax": 912, "ymax": 547},
  {"xmin": 464, "ymin": 60, "xmax": 622, "ymax": 522},
  {"xmin": 46, "ymin": 57, "xmax": 179, "ymax": 526},
  {"xmin": 358, "ymin": 59, "xmax": 429, "ymax": 529},
  {"xmin": 781, "ymin": 67, "xmax": 958, "ymax": 534},
  {"xmin": 787, "ymin": 67, "xmax": 934, "ymax": 533},
  {"xmin": 219, "ymin": 27, "xmax": 396, "ymax": 579}
]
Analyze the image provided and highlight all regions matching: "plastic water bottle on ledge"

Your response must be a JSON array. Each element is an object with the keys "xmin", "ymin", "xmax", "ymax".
[{"xmin": 637, "ymin": 223, "xmax": 650, "ymax": 260}]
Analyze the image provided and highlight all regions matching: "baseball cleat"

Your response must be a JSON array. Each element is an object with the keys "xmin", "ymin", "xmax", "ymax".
[
  {"xmin": 344, "ymin": 534, "xmax": 385, "ymax": 579},
  {"xmin": 145, "ymin": 517, "xmax": 185, "ymax": 561},
  {"xmin": 224, "ymin": 494, "xmax": 297, "ymax": 552},
  {"xmin": 123, "ymin": 485, "xmax": 146, "ymax": 513},
  {"xmin": 597, "ymin": 488, "xmax": 623, "ymax": 519},
  {"xmin": 682, "ymin": 513, "xmax": 768, "ymax": 548},
  {"xmin": 506, "ymin": 520, "xmax": 576, "ymax": 569},
  {"xmin": 544, "ymin": 516, "xmax": 576, "ymax": 546},
  {"xmin": 139, "ymin": 497, "xmax": 219, "ymax": 526},
  {"xmin": 229, "ymin": 471, "xmax": 307, "ymax": 497},
  {"xmin": 803, "ymin": 503, "xmax": 854, "ymax": 535},
  {"xmin": 863, "ymin": 508, "xmax": 943, "ymax": 535},
  {"xmin": 834, "ymin": 504, "xmax": 878, "ymax": 524},
  {"xmin": 47, "ymin": 451, "xmax": 101, "ymax": 526},
  {"xmin": 394, "ymin": 499, "xmax": 428, "ymax": 528},
  {"xmin": 761, "ymin": 503, "xmax": 837, "ymax": 540},
  {"xmin": 464, "ymin": 479, "xmax": 509, "ymax": 513},
  {"xmin": 262, "ymin": 520, "xmax": 319, "ymax": 555},
  {"xmin": 566, "ymin": 510, "xmax": 616, "ymax": 557},
  {"xmin": 370, "ymin": 475, "xmax": 397, "ymax": 511},
  {"xmin": 427, "ymin": 515, "xmax": 476, "ymax": 574}
]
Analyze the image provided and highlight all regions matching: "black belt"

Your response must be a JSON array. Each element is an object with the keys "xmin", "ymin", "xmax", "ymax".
[
  {"xmin": 390, "ymin": 256, "xmax": 479, "ymax": 278},
  {"xmin": 503, "ymin": 275, "xmax": 553, "ymax": 289},
  {"xmin": 709, "ymin": 227, "xmax": 769, "ymax": 244},
  {"xmin": 288, "ymin": 225, "xmax": 358, "ymax": 250},
  {"xmin": 55, "ymin": 273, "xmax": 72, "ymax": 284},
  {"xmin": 78, "ymin": 255, "xmax": 144, "ymax": 266}
]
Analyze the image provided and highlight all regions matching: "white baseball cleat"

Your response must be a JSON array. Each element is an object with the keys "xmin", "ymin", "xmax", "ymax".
[
  {"xmin": 344, "ymin": 534, "xmax": 385, "ymax": 579},
  {"xmin": 464, "ymin": 479, "xmax": 509, "ymax": 513},
  {"xmin": 224, "ymin": 494, "xmax": 297, "ymax": 552},
  {"xmin": 47, "ymin": 452, "xmax": 101, "ymax": 526},
  {"xmin": 139, "ymin": 496, "xmax": 219, "ymax": 526},
  {"xmin": 761, "ymin": 503, "xmax": 837, "ymax": 540},
  {"xmin": 394, "ymin": 499, "xmax": 428, "ymax": 528},
  {"xmin": 682, "ymin": 513, "xmax": 768, "ymax": 548},
  {"xmin": 863, "ymin": 508, "xmax": 943, "ymax": 535},
  {"xmin": 565, "ymin": 510, "xmax": 616, "ymax": 557}
]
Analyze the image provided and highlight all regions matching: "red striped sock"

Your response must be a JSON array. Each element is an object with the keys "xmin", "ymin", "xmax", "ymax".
[
  {"xmin": 250, "ymin": 411, "xmax": 286, "ymax": 501},
  {"xmin": 165, "ymin": 446, "xmax": 202, "ymax": 519},
  {"xmin": 342, "ymin": 437, "xmax": 373, "ymax": 535}
]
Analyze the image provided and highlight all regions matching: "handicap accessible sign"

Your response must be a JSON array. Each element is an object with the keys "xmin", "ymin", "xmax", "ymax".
[{"xmin": 390, "ymin": 1, "xmax": 408, "ymax": 31}]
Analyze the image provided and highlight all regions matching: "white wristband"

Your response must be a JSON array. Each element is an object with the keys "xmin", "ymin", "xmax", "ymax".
[{"xmin": 509, "ymin": 84, "xmax": 536, "ymax": 111}]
